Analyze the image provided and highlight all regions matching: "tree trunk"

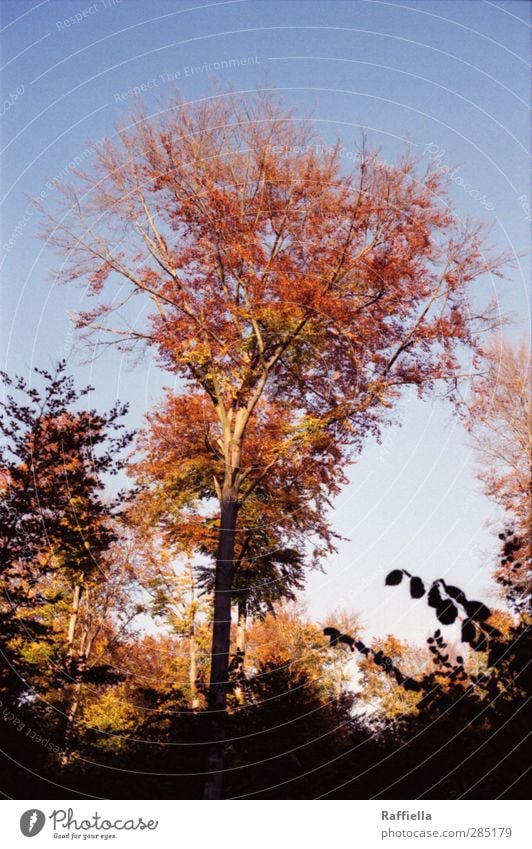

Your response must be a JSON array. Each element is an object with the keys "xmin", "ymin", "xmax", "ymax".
[
  {"xmin": 189, "ymin": 629, "xmax": 199, "ymax": 710},
  {"xmin": 61, "ymin": 583, "xmax": 84, "ymax": 767},
  {"xmin": 234, "ymin": 597, "xmax": 247, "ymax": 706},
  {"xmin": 236, "ymin": 598, "xmax": 247, "ymax": 655},
  {"xmin": 67, "ymin": 583, "xmax": 82, "ymax": 653},
  {"xmin": 60, "ymin": 680, "xmax": 82, "ymax": 767},
  {"xmin": 203, "ymin": 496, "xmax": 239, "ymax": 799}
]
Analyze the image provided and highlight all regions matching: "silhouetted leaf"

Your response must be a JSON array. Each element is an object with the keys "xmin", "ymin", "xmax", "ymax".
[
  {"xmin": 428, "ymin": 584, "xmax": 443, "ymax": 608},
  {"xmin": 393, "ymin": 668, "xmax": 404, "ymax": 685},
  {"xmin": 436, "ymin": 602, "xmax": 457, "ymax": 625},
  {"xmin": 461, "ymin": 619, "xmax": 476, "ymax": 643},
  {"xmin": 323, "ymin": 626, "xmax": 341, "ymax": 646},
  {"xmin": 471, "ymin": 634, "xmax": 488, "ymax": 652},
  {"xmin": 482, "ymin": 623, "xmax": 503, "ymax": 639},
  {"xmin": 443, "ymin": 583, "xmax": 467, "ymax": 605},
  {"xmin": 410, "ymin": 576, "xmax": 425, "ymax": 598},
  {"xmin": 464, "ymin": 600, "xmax": 491, "ymax": 621},
  {"xmin": 385, "ymin": 569, "xmax": 403, "ymax": 586},
  {"xmin": 338, "ymin": 633, "xmax": 355, "ymax": 651}
]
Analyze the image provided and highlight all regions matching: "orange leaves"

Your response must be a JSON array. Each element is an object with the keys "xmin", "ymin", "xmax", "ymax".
[
  {"xmin": 44, "ymin": 92, "xmax": 508, "ymax": 431},
  {"xmin": 467, "ymin": 336, "xmax": 531, "ymax": 534},
  {"xmin": 87, "ymin": 261, "xmax": 113, "ymax": 294},
  {"xmin": 40, "ymin": 91, "xmax": 510, "ymax": 627}
]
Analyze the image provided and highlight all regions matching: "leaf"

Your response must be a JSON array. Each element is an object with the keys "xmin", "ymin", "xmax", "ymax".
[
  {"xmin": 410, "ymin": 576, "xmax": 425, "ymax": 598},
  {"xmin": 461, "ymin": 619, "xmax": 476, "ymax": 643},
  {"xmin": 393, "ymin": 668, "xmax": 404, "ymax": 685},
  {"xmin": 443, "ymin": 583, "xmax": 467, "ymax": 605},
  {"xmin": 385, "ymin": 569, "xmax": 403, "ymax": 586},
  {"xmin": 338, "ymin": 633, "xmax": 355, "ymax": 651},
  {"xmin": 464, "ymin": 600, "xmax": 491, "ymax": 622},
  {"xmin": 471, "ymin": 634, "xmax": 488, "ymax": 652},
  {"xmin": 436, "ymin": 602, "xmax": 458, "ymax": 625},
  {"xmin": 481, "ymin": 623, "xmax": 502, "ymax": 639},
  {"xmin": 427, "ymin": 584, "xmax": 443, "ymax": 608}
]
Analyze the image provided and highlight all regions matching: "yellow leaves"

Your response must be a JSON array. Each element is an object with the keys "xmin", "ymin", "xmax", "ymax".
[
  {"xmin": 81, "ymin": 685, "xmax": 139, "ymax": 752},
  {"xmin": 15, "ymin": 638, "xmax": 54, "ymax": 666}
]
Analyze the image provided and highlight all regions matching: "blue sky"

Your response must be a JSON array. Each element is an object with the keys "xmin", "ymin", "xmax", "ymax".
[{"xmin": 1, "ymin": 0, "xmax": 530, "ymax": 644}]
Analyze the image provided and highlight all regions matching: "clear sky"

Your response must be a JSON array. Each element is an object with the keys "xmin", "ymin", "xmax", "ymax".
[{"xmin": 1, "ymin": 0, "xmax": 530, "ymax": 645}]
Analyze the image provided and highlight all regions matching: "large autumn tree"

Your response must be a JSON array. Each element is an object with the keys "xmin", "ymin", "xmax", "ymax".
[{"xmin": 41, "ymin": 90, "xmax": 507, "ymax": 797}]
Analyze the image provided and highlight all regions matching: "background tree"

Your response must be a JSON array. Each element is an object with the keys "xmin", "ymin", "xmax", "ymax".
[
  {"xmin": 466, "ymin": 336, "xmax": 531, "ymax": 609},
  {"xmin": 357, "ymin": 634, "xmax": 427, "ymax": 720},
  {"xmin": 0, "ymin": 363, "xmax": 131, "ymax": 704},
  {"xmin": 467, "ymin": 336, "xmax": 530, "ymax": 527},
  {"xmin": 131, "ymin": 537, "xmax": 212, "ymax": 711},
  {"xmin": 57, "ymin": 535, "xmax": 144, "ymax": 765},
  {"xmin": 41, "ymin": 90, "xmax": 507, "ymax": 796}
]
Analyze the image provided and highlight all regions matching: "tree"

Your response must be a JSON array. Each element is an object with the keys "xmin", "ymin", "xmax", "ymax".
[
  {"xmin": 131, "ymin": 536, "xmax": 212, "ymax": 710},
  {"xmin": 466, "ymin": 336, "xmax": 531, "ymax": 610},
  {"xmin": 131, "ymin": 388, "xmax": 319, "ymax": 686},
  {"xmin": 467, "ymin": 336, "xmax": 531, "ymax": 532},
  {"xmin": 57, "ymin": 534, "xmax": 144, "ymax": 765},
  {"xmin": 0, "ymin": 363, "xmax": 131, "ymax": 705},
  {"xmin": 41, "ymin": 90, "xmax": 507, "ymax": 796}
]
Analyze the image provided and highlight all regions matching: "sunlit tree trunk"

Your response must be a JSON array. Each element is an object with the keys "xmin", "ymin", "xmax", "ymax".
[
  {"xmin": 233, "ymin": 597, "xmax": 247, "ymax": 706},
  {"xmin": 203, "ymin": 494, "xmax": 239, "ymax": 799},
  {"xmin": 189, "ymin": 625, "xmax": 200, "ymax": 710},
  {"xmin": 66, "ymin": 583, "xmax": 82, "ymax": 651},
  {"xmin": 61, "ymin": 582, "xmax": 88, "ymax": 767}
]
